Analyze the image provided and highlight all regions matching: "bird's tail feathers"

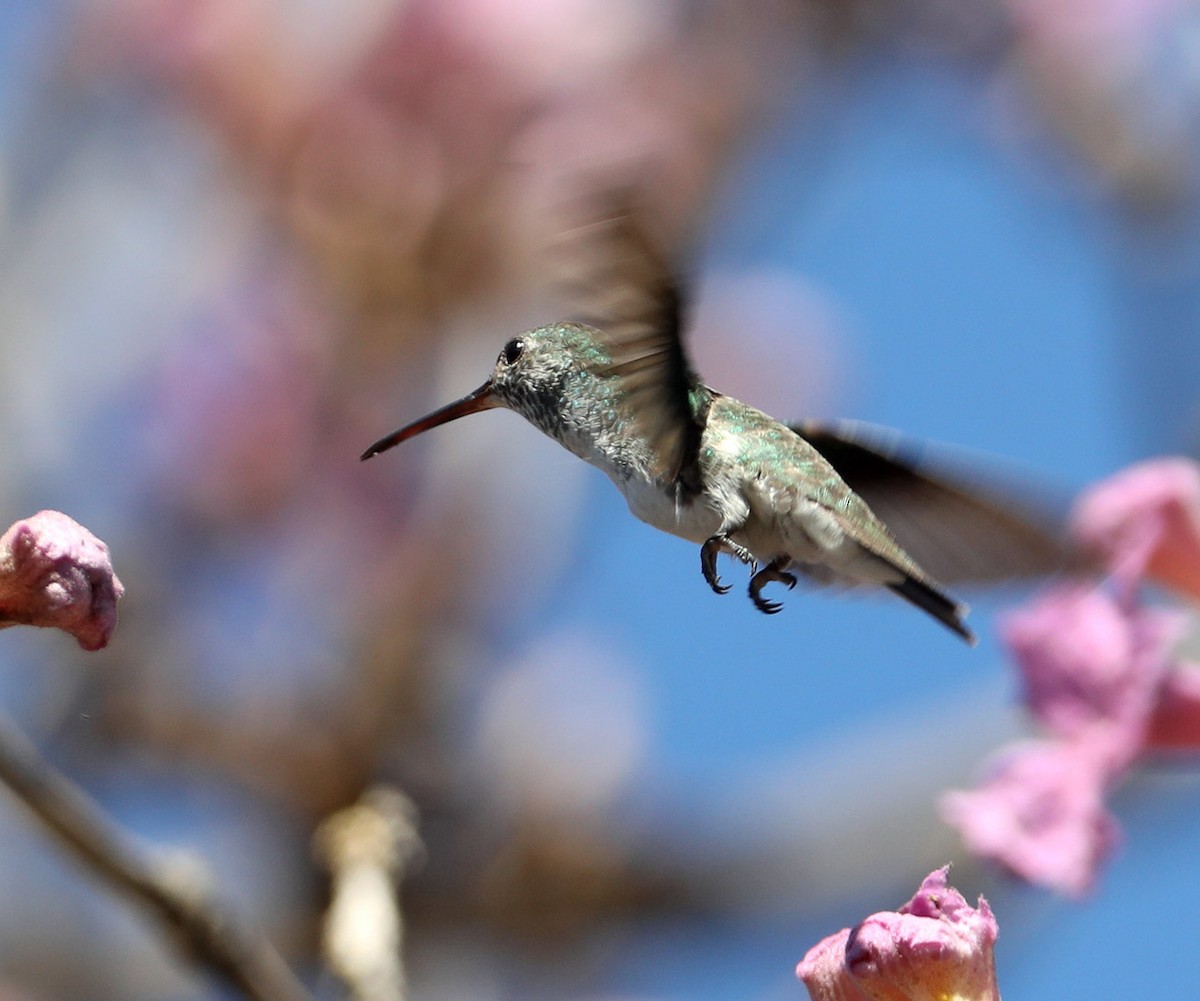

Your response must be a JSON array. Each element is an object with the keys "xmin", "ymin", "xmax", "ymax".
[{"xmin": 886, "ymin": 575, "xmax": 976, "ymax": 646}]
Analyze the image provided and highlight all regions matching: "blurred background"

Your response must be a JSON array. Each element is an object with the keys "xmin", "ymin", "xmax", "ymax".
[{"xmin": 0, "ymin": 0, "xmax": 1199, "ymax": 998}]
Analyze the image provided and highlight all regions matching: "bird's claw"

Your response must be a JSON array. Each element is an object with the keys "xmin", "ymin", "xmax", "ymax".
[
  {"xmin": 750, "ymin": 561, "xmax": 797, "ymax": 615},
  {"xmin": 700, "ymin": 535, "xmax": 754, "ymax": 596}
]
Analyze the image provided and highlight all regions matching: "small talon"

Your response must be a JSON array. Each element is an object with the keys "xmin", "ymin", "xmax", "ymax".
[
  {"xmin": 701, "ymin": 534, "xmax": 755, "ymax": 597},
  {"xmin": 750, "ymin": 559, "xmax": 797, "ymax": 615},
  {"xmin": 700, "ymin": 537, "xmax": 730, "ymax": 595}
]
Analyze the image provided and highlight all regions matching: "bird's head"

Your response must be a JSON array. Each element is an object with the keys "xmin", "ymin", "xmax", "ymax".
[{"xmin": 359, "ymin": 323, "xmax": 611, "ymax": 460}]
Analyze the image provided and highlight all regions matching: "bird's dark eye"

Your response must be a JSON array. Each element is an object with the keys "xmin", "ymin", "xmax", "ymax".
[{"xmin": 501, "ymin": 338, "xmax": 524, "ymax": 365}]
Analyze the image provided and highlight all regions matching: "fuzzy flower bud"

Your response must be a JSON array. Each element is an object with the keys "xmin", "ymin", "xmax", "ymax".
[{"xmin": 0, "ymin": 511, "xmax": 124, "ymax": 651}]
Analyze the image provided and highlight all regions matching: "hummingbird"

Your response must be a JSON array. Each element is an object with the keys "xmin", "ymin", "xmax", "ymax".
[{"xmin": 362, "ymin": 194, "xmax": 1068, "ymax": 643}]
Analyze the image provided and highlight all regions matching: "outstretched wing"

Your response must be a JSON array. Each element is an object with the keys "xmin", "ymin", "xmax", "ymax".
[
  {"xmin": 792, "ymin": 419, "xmax": 1077, "ymax": 585},
  {"xmin": 552, "ymin": 188, "xmax": 705, "ymax": 494}
]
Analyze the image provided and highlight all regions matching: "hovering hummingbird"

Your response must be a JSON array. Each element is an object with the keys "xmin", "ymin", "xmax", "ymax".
[{"xmin": 362, "ymin": 195, "xmax": 1067, "ymax": 643}]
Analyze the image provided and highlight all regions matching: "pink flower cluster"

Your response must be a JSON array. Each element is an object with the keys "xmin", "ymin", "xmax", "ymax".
[
  {"xmin": 943, "ymin": 458, "xmax": 1200, "ymax": 895},
  {"xmin": 0, "ymin": 510, "xmax": 124, "ymax": 651},
  {"xmin": 797, "ymin": 867, "xmax": 1000, "ymax": 1001}
]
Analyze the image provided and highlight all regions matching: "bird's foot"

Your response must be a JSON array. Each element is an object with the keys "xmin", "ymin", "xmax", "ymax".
[
  {"xmin": 700, "ymin": 535, "xmax": 755, "ymax": 596},
  {"xmin": 749, "ymin": 559, "xmax": 797, "ymax": 615}
]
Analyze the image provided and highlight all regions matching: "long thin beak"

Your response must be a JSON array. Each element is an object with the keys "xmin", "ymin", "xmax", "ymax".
[{"xmin": 360, "ymin": 381, "xmax": 498, "ymax": 460}]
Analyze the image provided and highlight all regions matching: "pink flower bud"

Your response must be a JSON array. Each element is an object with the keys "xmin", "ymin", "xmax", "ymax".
[
  {"xmin": 798, "ymin": 868, "xmax": 1000, "ymax": 1001},
  {"xmin": 0, "ymin": 511, "xmax": 124, "ymax": 651}
]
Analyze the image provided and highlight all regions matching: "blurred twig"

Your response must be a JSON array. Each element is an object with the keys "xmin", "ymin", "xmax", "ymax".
[
  {"xmin": 314, "ymin": 787, "xmax": 423, "ymax": 1001},
  {"xmin": 0, "ymin": 710, "xmax": 315, "ymax": 1001}
]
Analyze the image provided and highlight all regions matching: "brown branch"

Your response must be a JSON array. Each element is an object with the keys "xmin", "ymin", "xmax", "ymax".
[{"xmin": 0, "ymin": 709, "xmax": 316, "ymax": 1001}]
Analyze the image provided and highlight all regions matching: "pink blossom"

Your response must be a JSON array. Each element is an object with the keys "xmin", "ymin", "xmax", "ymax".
[
  {"xmin": 945, "ymin": 589, "xmax": 1167, "ymax": 893},
  {"xmin": 1072, "ymin": 457, "xmax": 1200, "ymax": 602},
  {"xmin": 1002, "ymin": 583, "xmax": 1186, "ymax": 766},
  {"xmin": 797, "ymin": 867, "xmax": 1000, "ymax": 1001},
  {"xmin": 0, "ymin": 511, "xmax": 124, "ymax": 651},
  {"xmin": 941, "ymin": 740, "xmax": 1120, "ymax": 897},
  {"xmin": 946, "ymin": 457, "xmax": 1200, "ymax": 894}
]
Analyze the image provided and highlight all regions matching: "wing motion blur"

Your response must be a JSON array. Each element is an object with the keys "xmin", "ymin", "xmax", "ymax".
[
  {"xmin": 551, "ymin": 188, "xmax": 705, "ymax": 493},
  {"xmin": 792, "ymin": 419, "xmax": 1078, "ymax": 585}
]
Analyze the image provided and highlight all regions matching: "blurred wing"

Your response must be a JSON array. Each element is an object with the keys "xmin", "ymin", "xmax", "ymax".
[
  {"xmin": 553, "ymin": 190, "xmax": 704, "ymax": 493},
  {"xmin": 792, "ymin": 419, "xmax": 1077, "ymax": 585}
]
